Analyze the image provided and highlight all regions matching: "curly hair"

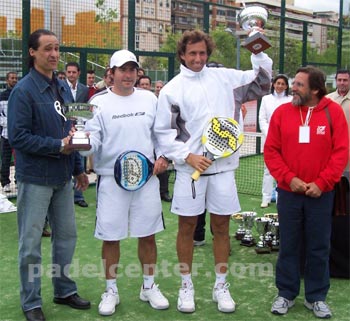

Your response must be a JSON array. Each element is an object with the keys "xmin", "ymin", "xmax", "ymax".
[{"xmin": 176, "ymin": 30, "xmax": 215, "ymax": 65}]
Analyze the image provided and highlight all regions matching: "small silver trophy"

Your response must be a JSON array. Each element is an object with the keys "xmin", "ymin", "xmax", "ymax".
[
  {"xmin": 240, "ymin": 211, "xmax": 256, "ymax": 247},
  {"xmin": 264, "ymin": 213, "xmax": 278, "ymax": 222},
  {"xmin": 64, "ymin": 103, "xmax": 96, "ymax": 151},
  {"xmin": 263, "ymin": 213, "xmax": 279, "ymax": 251},
  {"xmin": 238, "ymin": 5, "xmax": 271, "ymax": 55},
  {"xmin": 255, "ymin": 217, "xmax": 272, "ymax": 254},
  {"xmin": 231, "ymin": 213, "xmax": 246, "ymax": 240},
  {"xmin": 270, "ymin": 221, "xmax": 280, "ymax": 251}
]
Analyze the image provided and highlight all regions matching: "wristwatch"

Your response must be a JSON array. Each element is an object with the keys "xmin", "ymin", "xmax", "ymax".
[{"xmin": 60, "ymin": 140, "xmax": 65, "ymax": 152}]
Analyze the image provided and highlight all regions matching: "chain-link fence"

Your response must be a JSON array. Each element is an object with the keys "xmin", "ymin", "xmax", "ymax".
[
  {"xmin": 0, "ymin": 0, "xmax": 349, "ymax": 197},
  {"xmin": 1, "ymin": 1, "xmax": 349, "ymax": 85}
]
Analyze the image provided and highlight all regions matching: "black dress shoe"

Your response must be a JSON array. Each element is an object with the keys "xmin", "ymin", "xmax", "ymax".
[
  {"xmin": 74, "ymin": 200, "xmax": 88, "ymax": 207},
  {"xmin": 24, "ymin": 308, "xmax": 45, "ymax": 321},
  {"xmin": 161, "ymin": 193, "xmax": 172, "ymax": 202},
  {"xmin": 53, "ymin": 293, "xmax": 91, "ymax": 310}
]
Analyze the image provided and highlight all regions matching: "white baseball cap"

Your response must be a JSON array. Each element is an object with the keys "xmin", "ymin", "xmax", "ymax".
[{"xmin": 110, "ymin": 50, "xmax": 139, "ymax": 68}]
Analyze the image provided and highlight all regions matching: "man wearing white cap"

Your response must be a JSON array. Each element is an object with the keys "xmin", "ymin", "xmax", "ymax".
[{"xmin": 80, "ymin": 49, "xmax": 169, "ymax": 316}]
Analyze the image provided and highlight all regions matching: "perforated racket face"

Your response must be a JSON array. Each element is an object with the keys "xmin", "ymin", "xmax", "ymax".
[
  {"xmin": 203, "ymin": 117, "xmax": 244, "ymax": 157},
  {"xmin": 114, "ymin": 151, "xmax": 153, "ymax": 191}
]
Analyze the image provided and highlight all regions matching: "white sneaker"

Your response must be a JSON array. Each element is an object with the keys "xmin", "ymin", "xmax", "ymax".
[
  {"xmin": 140, "ymin": 284, "xmax": 169, "ymax": 310},
  {"xmin": 271, "ymin": 296, "xmax": 295, "ymax": 315},
  {"xmin": 212, "ymin": 283, "xmax": 236, "ymax": 313},
  {"xmin": 98, "ymin": 288, "xmax": 120, "ymax": 316},
  {"xmin": 0, "ymin": 196, "xmax": 17, "ymax": 213},
  {"xmin": 260, "ymin": 202, "xmax": 269, "ymax": 208},
  {"xmin": 304, "ymin": 300, "xmax": 332, "ymax": 319},
  {"xmin": 3, "ymin": 184, "xmax": 11, "ymax": 193},
  {"xmin": 177, "ymin": 286, "xmax": 195, "ymax": 313}
]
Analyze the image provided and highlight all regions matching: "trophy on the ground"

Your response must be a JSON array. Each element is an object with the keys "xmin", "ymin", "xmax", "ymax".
[
  {"xmin": 64, "ymin": 103, "xmax": 96, "ymax": 151},
  {"xmin": 231, "ymin": 213, "xmax": 246, "ymax": 240},
  {"xmin": 270, "ymin": 221, "xmax": 280, "ymax": 251},
  {"xmin": 240, "ymin": 211, "xmax": 256, "ymax": 247},
  {"xmin": 264, "ymin": 213, "xmax": 278, "ymax": 222},
  {"xmin": 263, "ymin": 213, "xmax": 279, "ymax": 250},
  {"xmin": 255, "ymin": 217, "xmax": 272, "ymax": 254},
  {"xmin": 238, "ymin": 5, "xmax": 271, "ymax": 55}
]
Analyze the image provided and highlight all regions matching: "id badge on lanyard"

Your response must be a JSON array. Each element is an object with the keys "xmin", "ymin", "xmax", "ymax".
[
  {"xmin": 299, "ymin": 126, "xmax": 310, "ymax": 143},
  {"xmin": 299, "ymin": 107, "xmax": 313, "ymax": 144}
]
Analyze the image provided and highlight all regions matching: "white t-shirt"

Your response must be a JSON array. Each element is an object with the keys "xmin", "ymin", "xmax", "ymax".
[{"xmin": 81, "ymin": 87, "xmax": 159, "ymax": 176}]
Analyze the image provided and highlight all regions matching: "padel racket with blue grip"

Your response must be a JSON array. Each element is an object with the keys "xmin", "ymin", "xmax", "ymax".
[{"xmin": 114, "ymin": 150, "xmax": 154, "ymax": 191}]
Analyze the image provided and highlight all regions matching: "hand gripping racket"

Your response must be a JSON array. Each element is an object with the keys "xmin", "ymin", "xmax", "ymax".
[
  {"xmin": 191, "ymin": 117, "xmax": 244, "ymax": 181},
  {"xmin": 114, "ymin": 151, "xmax": 154, "ymax": 191}
]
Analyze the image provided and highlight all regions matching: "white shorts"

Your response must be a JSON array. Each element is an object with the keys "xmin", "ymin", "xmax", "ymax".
[
  {"xmin": 171, "ymin": 170, "xmax": 241, "ymax": 216},
  {"xmin": 94, "ymin": 175, "xmax": 164, "ymax": 241}
]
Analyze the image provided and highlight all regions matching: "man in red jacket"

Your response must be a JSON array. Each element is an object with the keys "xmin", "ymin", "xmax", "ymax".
[{"xmin": 264, "ymin": 66, "xmax": 348, "ymax": 319}]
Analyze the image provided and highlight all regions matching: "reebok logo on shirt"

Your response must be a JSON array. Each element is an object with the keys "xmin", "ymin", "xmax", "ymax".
[{"xmin": 112, "ymin": 112, "xmax": 145, "ymax": 119}]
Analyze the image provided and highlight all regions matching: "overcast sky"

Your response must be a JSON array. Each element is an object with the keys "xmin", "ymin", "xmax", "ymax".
[{"xmin": 294, "ymin": 0, "xmax": 349, "ymax": 13}]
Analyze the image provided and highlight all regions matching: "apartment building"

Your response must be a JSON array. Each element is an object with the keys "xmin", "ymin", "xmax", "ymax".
[{"xmin": 120, "ymin": 0, "xmax": 171, "ymax": 51}]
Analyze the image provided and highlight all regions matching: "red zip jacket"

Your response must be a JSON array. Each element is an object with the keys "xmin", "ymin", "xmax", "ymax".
[{"xmin": 264, "ymin": 96, "xmax": 349, "ymax": 193}]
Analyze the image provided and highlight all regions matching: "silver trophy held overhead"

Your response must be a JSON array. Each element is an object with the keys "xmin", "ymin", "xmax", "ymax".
[
  {"xmin": 238, "ymin": 5, "xmax": 271, "ymax": 55},
  {"xmin": 64, "ymin": 103, "xmax": 95, "ymax": 151}
]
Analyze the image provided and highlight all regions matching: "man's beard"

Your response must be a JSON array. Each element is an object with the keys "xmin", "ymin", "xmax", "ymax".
[{"xmin": 291, "ymin": 92, "xmax": 311, "ymax": 106}]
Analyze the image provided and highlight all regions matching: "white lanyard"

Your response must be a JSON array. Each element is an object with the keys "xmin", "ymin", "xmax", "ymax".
[{"xmin": 299, "ymin": 107, "xmax": 314, "ymax": 126}]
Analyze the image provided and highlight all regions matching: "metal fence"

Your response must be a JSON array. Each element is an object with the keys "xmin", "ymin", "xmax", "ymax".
[
  {"xmin": 0, "ymin": 0, "xmax": 349, "ymax": 197},
  {"xmin": 1, "ymin": 0, "xmax": 349, "ymax": 87}
]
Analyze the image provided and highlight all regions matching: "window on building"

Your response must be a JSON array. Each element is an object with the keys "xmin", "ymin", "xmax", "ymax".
[{"xmin": 135, "ymin": 34, "xmax": 140, "ymax": 50}]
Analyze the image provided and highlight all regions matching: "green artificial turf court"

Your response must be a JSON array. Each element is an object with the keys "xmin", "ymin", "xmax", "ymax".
[{"xmin": 1, "ymin": 186, "xmax": 349, "ymax": 321}]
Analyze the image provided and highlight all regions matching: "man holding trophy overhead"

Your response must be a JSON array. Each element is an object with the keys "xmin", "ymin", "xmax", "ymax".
[{"xmin": 154, "ymin": 5, "xmax": 272, "ymax": 313}]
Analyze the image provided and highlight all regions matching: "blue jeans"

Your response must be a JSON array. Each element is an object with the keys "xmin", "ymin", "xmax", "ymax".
[
  {"xmin": 17, "ymin": 181, "xmax": 77, "ymax": 311},
  {"xmin": 276, "ymin": 188, "xmax": 333, "ymax": 302}
]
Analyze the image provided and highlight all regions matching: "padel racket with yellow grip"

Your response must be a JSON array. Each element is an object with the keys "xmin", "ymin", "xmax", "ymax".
[{"xmin": 191, "ymin": 117, "xmax": 244, "ymax": 181}]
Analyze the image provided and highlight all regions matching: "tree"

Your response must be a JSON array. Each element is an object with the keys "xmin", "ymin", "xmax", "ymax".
[
  {"xmin": 95, "ymin": 0, "xmax": 118, "ymax": 23},
  {"xmin": 210, "ymin": 27, "xmax": 236, "ymax": 67},
  {"xmin": 141, "ymin": 56, "xmax": 159, "ymax": 70},
  {"xmin": 159, "ymin": 31, "xmax": 182, "ymax": 70}
]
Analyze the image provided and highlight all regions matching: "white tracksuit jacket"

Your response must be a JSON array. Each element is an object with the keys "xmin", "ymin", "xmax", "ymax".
[
  {"xmin": 259, "ymin": 92, "xmax": 292, "ymax": 139},
  {"xmin": 154, "ymin": 52, "xmax": 273, "ymax": 175}
]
